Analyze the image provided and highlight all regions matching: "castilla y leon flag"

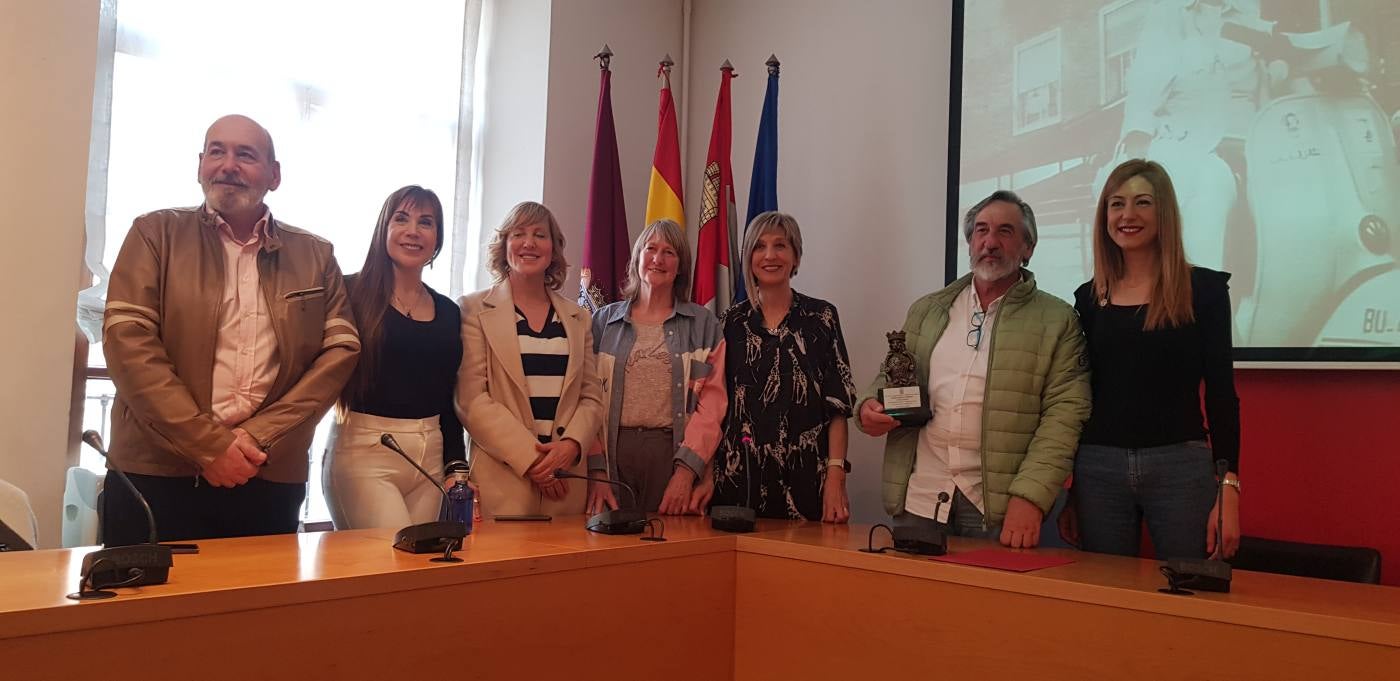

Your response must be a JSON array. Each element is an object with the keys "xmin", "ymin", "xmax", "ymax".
[
  {"xmin": 644, "ymin": 56, "xmax": 684, "ymax": 229},
  {"xmin": 692, "ymin": 61, "xmax": 738, "ymax": 314},
  {"xmin": 578, "ymin": 46, "xmax": 628, "ymax": 314}
]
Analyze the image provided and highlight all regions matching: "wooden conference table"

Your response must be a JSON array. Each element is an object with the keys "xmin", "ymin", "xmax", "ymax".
[{"xmin": 1, "ymin": 517, "xmax": 1397, "ymax": 680}]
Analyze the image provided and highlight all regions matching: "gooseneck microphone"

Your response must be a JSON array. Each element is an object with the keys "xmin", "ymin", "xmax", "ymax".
[
  {"xmin": 83, "ymin": 430, "xmax": 158, "ymax": 545},
  {"xmin": 711, "ymin": 435, "xmax": 757, "ymax": 533},
  {"xmin": 67, "ymin": 430, "xmax": 173, "ymax": 600},
  {"xmin": 893, "ymin": 491, "xmax": 949, "ymax": 556},
  {"xmin": 552, "ymin": 469, "xmax": 649, "ymax": 535},
  {"xmin": 379, "ymin": 434, "xmax": 467, "ymax": 562},
  {"xmin": 1160, "ymin": 458, "xmax": 1233, "ymax": 595}
]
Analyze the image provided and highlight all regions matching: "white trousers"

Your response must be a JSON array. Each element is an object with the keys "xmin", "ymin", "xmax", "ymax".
[{"xmin": 324, "ymin": 411, "xmax": 444, "ymax": 530}]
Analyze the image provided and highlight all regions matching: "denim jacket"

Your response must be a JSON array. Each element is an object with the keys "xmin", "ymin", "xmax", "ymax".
[{"xmin": 590, "ymin": 300, "xmax": 727, "ymax": 481}]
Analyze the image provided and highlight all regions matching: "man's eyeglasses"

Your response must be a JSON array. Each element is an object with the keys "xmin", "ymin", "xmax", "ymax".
[{"xmin": 967, "ymin": 310, "xmax": 985, "ymax": 350}]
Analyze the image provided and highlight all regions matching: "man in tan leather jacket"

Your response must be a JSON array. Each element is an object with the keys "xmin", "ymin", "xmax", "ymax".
[{"xmin": 101, "ymin": 115, "xmax": 359, "ymax": 545}]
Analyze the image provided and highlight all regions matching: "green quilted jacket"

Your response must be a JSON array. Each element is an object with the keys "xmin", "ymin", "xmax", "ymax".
[{"xmin": 858, "ymin": 270, "xmax": 1091, "ymax": 526}]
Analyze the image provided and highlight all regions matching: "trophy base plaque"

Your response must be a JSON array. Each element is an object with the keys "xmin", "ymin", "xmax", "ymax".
[{"xmin": 879, "ymin": 386, "xmax": 931, "ymax": 426}]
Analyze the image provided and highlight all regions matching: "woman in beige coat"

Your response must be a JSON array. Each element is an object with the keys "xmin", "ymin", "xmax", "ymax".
[{"xmin": 456, "ymin": 202, "xmax": 604, "ymax": 517}]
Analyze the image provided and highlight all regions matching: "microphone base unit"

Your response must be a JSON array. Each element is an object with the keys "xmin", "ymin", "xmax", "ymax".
[
  {"xmin": 1163, "ymin": 557, "xmax": 1233, "ymax": 593},
  {"xmin": 710, "ymin": 506, "xmax": 757, "ymax": 533},
  {"xmin": 893, "ymin": 524, "xmax": 948, "ymax": 556},
  {"xmin": 393, "ymin": 521, "xmax": 469, "ymax": 555},
  {"xmin": 585, "ymin": 509, "xmax": 649, "ymax": 535},
  {"xmin": 82, "ymin": 544, "xmax": 174, "ymax": 589}
]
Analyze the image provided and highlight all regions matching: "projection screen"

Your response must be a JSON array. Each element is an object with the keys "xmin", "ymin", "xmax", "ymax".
[{"xmin": 949, "ymin": 0, "xmax": 1400, "ymax": 363}]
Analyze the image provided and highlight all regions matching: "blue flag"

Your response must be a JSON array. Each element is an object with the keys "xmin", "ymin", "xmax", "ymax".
[{"xmin": 737, "ymin": 63, "xmax": 779, "ymax": 304}]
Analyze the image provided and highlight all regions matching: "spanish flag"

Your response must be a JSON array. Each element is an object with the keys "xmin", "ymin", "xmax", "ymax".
[{"xmin": 644, "ymin": 57, "xmax": 684, "ymax": 229}]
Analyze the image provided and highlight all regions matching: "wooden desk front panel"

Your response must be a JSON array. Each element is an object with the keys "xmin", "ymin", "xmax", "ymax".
[
  {"xmin": 733, "ymin": 553, "xmax": 1400, "ymax": 681},
  {"xmin": 5, "ymin": 551, "xmax": 734, "ymax": 681}
]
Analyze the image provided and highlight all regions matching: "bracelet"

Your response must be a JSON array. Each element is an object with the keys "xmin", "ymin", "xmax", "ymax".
[
  {"xmin": 826, "ymin": 458, "xmax": 851, "ymax": 473},
  {"xmin": 1221, "ymin": 478, "xmax": 1241, "ymax": 494}
]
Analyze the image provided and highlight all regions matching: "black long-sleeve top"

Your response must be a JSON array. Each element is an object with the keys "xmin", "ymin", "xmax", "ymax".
[
  {"xmin": 1073, "ymin": 267, "xmax": 1241, "ymax": 473},
  {"xmin": 347, "ymin": 285, "xmax": 466, "ymax": 463}
]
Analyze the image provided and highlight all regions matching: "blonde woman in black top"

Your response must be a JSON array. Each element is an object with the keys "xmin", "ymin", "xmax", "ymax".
[{"xmin": 1061, "ymin": 159, "xmax": 1242, "ymax": 560}]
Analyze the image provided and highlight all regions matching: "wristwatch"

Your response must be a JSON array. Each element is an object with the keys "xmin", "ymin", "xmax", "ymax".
[{"xmin": 826, "ymin": 458, "xmax": 851, "ymax": 473}]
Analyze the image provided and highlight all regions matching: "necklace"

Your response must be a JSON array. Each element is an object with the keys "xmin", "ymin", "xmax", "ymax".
[{"xmin": 393, "ymin": 287, "xmax": 427, "ymax": 320}]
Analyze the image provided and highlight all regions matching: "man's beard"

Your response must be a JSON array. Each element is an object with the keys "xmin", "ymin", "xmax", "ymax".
[
  {"xmin": 971, "ymin": 253, "xmax": 1019, "ymax": 282},
  {"xmin": 203, "ymin": 183, "xmax": 258, "ymax": 216}
]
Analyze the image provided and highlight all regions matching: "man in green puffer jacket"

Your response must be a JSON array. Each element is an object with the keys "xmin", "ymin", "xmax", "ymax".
[{"xmin": 858, "ymin": 190, "xmax": 1090, "ymax": 548}]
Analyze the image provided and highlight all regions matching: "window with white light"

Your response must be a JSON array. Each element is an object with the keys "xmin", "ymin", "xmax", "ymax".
[{"xmin": 81, "ymin": 0, "xmax": 478, "ymax": 526}]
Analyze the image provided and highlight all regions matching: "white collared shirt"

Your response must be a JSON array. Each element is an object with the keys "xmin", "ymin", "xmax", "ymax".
[{"xmin": 903, "ymin": 283, "xmax": 1007, "ymax": 522}]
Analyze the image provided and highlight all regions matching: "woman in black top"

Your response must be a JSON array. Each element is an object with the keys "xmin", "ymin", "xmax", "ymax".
[
  {"xmin": 694, "ymin": 211, "xmax": 858, "ymax": 522},
  {"xmin": 324, "ymin": 185, "xmax": 465, "ymax": 530},
  {"xmin": 1060, "ymin": 159, "xmax": 1241, "ymax": 560}
]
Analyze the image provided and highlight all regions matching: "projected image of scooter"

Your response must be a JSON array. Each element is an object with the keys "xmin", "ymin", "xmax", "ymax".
[
  {"xmin": 1091, "ymin": 0, "xmax": 1264, "ymax": 283},
  {"xmin": 1233, "ymin": 20, "xmax": 1400, "ymax": 347}
]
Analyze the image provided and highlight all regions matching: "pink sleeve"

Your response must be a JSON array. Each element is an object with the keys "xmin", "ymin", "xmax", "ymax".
[{"xmin": 675, "ymin": 340, "xmax": 728, "ymax": 477}]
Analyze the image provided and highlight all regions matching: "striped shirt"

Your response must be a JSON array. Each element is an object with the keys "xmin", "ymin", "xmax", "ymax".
[{"xmin": 517, "ymin": 306, "xmax": 569, "ymax": 443}]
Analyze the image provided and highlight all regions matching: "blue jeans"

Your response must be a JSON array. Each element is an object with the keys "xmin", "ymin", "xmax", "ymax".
[
  {"xmin": 1072, "ymin": 441, "xmax": 1217, "ymax": 560},
  {"xmin": 893, "ymin": 488, "xmax": 1002, "ymax": 540}
]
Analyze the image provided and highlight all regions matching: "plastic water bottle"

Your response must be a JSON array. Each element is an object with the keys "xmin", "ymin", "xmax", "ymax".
[{"xmin": 443, "ymin": 461, "xmax": 474, "ymax": 535}]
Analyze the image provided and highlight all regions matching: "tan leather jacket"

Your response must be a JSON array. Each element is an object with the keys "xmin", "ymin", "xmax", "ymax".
[{"xmin": 102, "ymin": 206, "xmax": 360, "ymax": 484}]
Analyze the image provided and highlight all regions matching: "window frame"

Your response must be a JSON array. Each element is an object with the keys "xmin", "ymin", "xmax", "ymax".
[
  {"xmin": 73, "ymin": 0, "xmax": 484, "ymax": 527},
  {"xmin": 1011, "ymin": 27, "xmax": 1064, "ymax": 136},
  {"xmin": 1099, "ymin": 0, "xmax": 1149, "ymax": 107}
]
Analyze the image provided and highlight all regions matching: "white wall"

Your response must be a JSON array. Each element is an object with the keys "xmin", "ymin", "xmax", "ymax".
[
  {"xmin": 0, "ymin": 0, "xmax": 100, "ymax": 547},
  {"xmin": 684, "ymin": 0, "xmax": 953, "ymax": 521},
  {"xmin": 473, "ymin": 0, "xmax": 554, "ymax": 289},
  {"xmin": 476, "ymin": 0, "xmax": 686, "ymax": 294},
  {"xmin": 541, "ymin": 0, "xmax": 685, "ymax": 295}
]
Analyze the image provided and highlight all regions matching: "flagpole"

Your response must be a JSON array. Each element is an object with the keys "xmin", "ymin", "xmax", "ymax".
[
  {"xmin": 645, "ymin": 53, "xmax": 686, "ymax": 230},
  {"xmin": 580, "ymin": 43, "xmax": 628, "ymax": 313},
  {"xmin": 737, "ymin": 54, "xmax": 780, "ymax": 305},
  {"xmin": 720, "ymin": 59, "xmax": 740, "ymax": 312},
  {"xmin": 692, "ymin": 59, "xmax": 738, "ymax": 313}
]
